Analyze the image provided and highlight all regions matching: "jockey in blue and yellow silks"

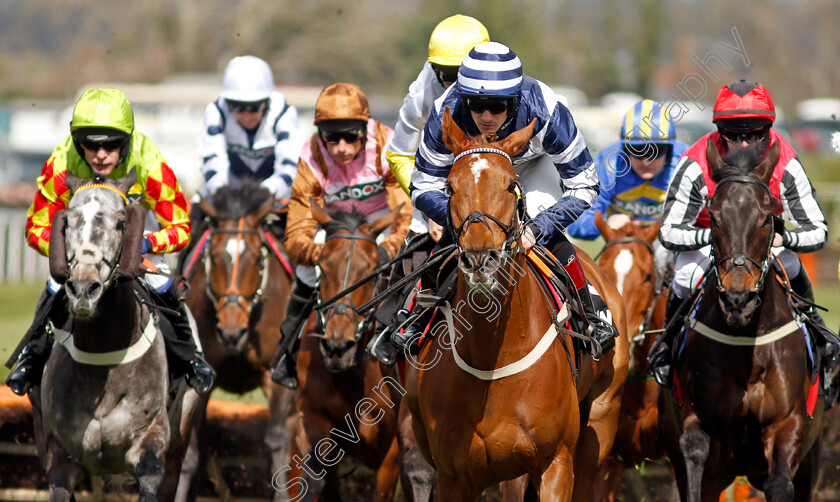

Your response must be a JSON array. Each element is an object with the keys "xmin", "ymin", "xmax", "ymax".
[{"xmin": 567, "ymin": 99, "xmax": 689, "ymax": 270}]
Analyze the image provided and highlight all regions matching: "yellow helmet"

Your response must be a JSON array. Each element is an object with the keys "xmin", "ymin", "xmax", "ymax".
[{"xmin": 428, "ymin": 14, "xmax": 489, "ymax": 67}]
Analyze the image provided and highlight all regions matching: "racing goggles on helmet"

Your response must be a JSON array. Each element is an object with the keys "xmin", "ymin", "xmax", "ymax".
[
  {"xmin": 227, "ymin": 99, "xmax": 267, "ymax": 113},
  {"xmin": 462, "ymin": 96, "xmax": 513, "ymax": 115},
  {"xmin": 319, "ymin": 126, "xmax": 365, "ymax": 145},
  {"xmin": 431, "ymin": 64, "xmax": 459, "ymax": 86},
  {"xmin": 624, "ymin": 143, "xmax": 671, "ymax": 162},
  {"xmin": 718, "ymin": 127, "xmax": 769, "ymax": 145},
  {"xmin": 72, "ymin": 128, "xmax": 130, "ymax": 152}
]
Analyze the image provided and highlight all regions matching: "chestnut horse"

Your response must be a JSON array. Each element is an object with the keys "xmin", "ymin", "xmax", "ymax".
[
  {"xmin": 658, "ymin": 141, "xmax": 823, "ymax": 501},
  {"xmin": 283, "ymin": 201, "xmax": 402, "ymax": 502},
  {"xmin": 593, "ymin": 213, "xmax": 668, "ymax": 501},
  {"xmin": 405, "ymin": 110, "xmax": 629, "ymax": 501},
  {"xmin": 179, "ymin": 181, "xmax": 295, "ymax": 501}
]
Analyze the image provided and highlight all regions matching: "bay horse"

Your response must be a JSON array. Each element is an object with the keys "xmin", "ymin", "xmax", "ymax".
[
  {"xmin": 178, "ymin": 181, "xmax": 295, "ymax": 501},
  {"xmin": 658, "ymin": 140, "xmax": 823, "ymax": 501},
  {"xmin": 281, "ymin": 200, "xmax": 403, "ymax": 501},
  {"xmin": 30, "ymin": 170, "xmax": 199, "ymax": 501},
  {"xmin": 593, "ymin": 212, "xmax": 668, "ymax": 501},
  {"xmin": 405, "ymin": 109, "xmax": 629, "ymax": 501}
]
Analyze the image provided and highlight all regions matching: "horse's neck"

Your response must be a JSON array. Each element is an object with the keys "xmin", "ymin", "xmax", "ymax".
[
  {"xmin": 452, "ymin": 254, "xmax": 549, "ymax": 362},
  {"xmin": 72, "ymin": 281, "xmax": 142, "ymax": 352}
]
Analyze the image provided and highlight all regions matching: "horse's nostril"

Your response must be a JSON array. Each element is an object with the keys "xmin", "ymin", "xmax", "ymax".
[
  {"xmin": 66, "ymin": 281, "xmax": 78, "ymax": 297},
  {"xmin": 87, "ymin": 281, "xmax": 102, "ymax": 297}
]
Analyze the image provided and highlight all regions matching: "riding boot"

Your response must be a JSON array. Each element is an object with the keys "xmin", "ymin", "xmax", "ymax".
[
  {"xmin": 5, "ymin": 287, "xmax": 65, "ymax": 396},
  {"xmin": 271, "ymin": 278, "xmax": 317, "ymax": 389},
  {"xmin": 365, "ymin": 324, "xmax": 397, "ymax": 366},
  {"xmin": 156, "ymin": 280, "xmax": 216, "ymax": 395},
  {"xmin": 391, "ymin": 306, "xmax": 435, "ymax": 355},
  {"xmin": 576, "ymin": 280, "xmax": 618, "ymax": 359},
  {"xmin": 789, "ymin": 269, "xmax": 840, "ymax": 408},
  {"xmin": 548, "ymin": 236, "xmax": 618, "ymax": 359},
  {"xmin": 647, "ymin": 290, "xmax": 684, "ymax": 387}
]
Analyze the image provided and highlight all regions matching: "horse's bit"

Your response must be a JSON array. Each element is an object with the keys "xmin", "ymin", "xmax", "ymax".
[{"xmin": 710, "ymin": 175, "xmax": 775, "ymax": 296}]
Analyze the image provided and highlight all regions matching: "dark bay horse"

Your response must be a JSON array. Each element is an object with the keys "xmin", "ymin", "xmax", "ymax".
[
  {"xmin": 31, "ymin": 171, "xmax": 199, "ymax": 501},
  {"xmin": 282, "ymin": 200, "xmax": 403, "ymax": 502},
  {"xmin": 405, "ymin": 109, "xmax": 629, "ymax": 501},
  {"xmin": 179, "ymin": 181, "xmax": 295, "ymax": 500},
  {"xmin": 658, "ymin": 141, "xmax": 823, "ymax": 501},
  {"xmin": 593, "ymin": 212, "xmax": 668, "ymax": 501}
]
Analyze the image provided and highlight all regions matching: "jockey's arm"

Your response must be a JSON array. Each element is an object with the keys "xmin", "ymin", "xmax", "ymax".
[
  {"xmin": 25, "ymin": 153, "xmax": 72, "ymax": 257},
  {"xmin": 142, "ymin": 161, "xmax": 191, "ymax": 255},
  {"xmin": 566, "ymin": 148, "xmax": 616, "ymax": 240},
  {"xmin": 198, "ymin": 102, "xmax": 231, "ymax": 199},
  {"xmin": 284, "ymin": 160, "xmax": 326, "ymax": 267},
  {"xmin": 380, "ymin": 167, "xmax": 414, "ymax": 259},
  {"xmin": 261, "ymin": 102, "xmax": 303, "ymax": 202},
  {"xmin": 778, "ymin": 158, "xmax": 827, "ymax": 253},
  {"xmin": 658, "ymin": 157, "xmax": 711, "ymax": 252}
]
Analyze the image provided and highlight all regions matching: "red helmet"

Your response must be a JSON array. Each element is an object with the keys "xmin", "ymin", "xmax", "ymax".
[{"xmin": 712, "ymin": 80, "xmax": 776, "ymax": 124}]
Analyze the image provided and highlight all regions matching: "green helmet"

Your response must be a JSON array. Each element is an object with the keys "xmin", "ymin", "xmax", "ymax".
[{"xmin": 70, "ymin": 88, "xmax": 134, "ymax": 135}]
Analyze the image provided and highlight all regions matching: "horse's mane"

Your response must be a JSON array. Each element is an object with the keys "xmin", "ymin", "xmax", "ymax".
[
  {"xmin": 322, "ymin": 207, "xmax": 368, "ymax": 236},
  {"xmin": 711, "ymin": 143, "xmax": 767, "ymax": 183},
  {"xmin": 210, "ymin": 179, "xmax": 273, "ymax": 219}
]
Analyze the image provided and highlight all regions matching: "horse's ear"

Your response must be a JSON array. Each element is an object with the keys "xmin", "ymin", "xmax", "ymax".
[
  {"xmin": 593, "ymin": 210, "xmax": 615, "ymax": 241},
  {"xmin": 114, "ymin": 167, "xmax": 138, "ymax": 195},
  {"xmin": 253, "ymin": 196, "xmax": 275, "ymax": 223},
  {"xmin": 366, "ymin": 203, "xmax": 404, "ymax": 238},
  {"xmin": 64, "ymin": 171, "xmax": 84, "ymax": 194},
  {"xmin": 639, "ymin": 220, "xmax": 661, "ymax": 244},
  {"xmin": 706, "ymin": 138, "xmax": 726, "ymax": 173},
  {"xmin": 497, "ymin": 118, "xmax": 536, "ymax": 158},
  {"xmin": 442, "ymin": 107, "xmax": 471, "ymax": 156},
  {"xmin": 310, "ymin": 198, "xmax": 332, "ymax": 225},
  {"xmin": 199, "ymin": 197, "xmax": 218, "ymax": 219},
  {"xmin": 753, "ymin": 141, "xmax": 780, "ymax": 184}
]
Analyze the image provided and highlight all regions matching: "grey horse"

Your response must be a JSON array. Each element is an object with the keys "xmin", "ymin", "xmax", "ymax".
[{"xmin": 29, "ymin": 170, "xmax": 199, "ymax": 502}]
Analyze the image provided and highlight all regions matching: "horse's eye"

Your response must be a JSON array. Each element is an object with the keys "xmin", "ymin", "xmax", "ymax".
[
  {"xmin": 445, "ymin": 182, "xmax": 453, "ymax": 196},
  {"xmin": 116, "ymin": 219, "xmax": 125, "ymax": 231}
]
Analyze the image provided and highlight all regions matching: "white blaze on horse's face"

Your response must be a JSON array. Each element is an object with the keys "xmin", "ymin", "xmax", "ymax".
[
  {"xmin": 65, "ymin": 187, "xmax": 125, "ymax": 316},
  {"xmin": 224, "ymin": 237, "xmax": 245, "ymax": 260},
  {"xmin": 470, "ymin": 156, "xmax": 491, "ymax": 185},
  {"xmin": 612, "ymin": 249, "xmax": 633, "ymax": 294}
]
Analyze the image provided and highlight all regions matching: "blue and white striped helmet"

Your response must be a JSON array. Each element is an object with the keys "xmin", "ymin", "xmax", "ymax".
[{"xmin": 457, "ymin": 42, "xmax": 523, "ymax": 97}]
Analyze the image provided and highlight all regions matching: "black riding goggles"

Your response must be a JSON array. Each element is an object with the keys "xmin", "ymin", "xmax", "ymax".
[
  {"xmin": 624, "ymin": 143, "xmax": 670, "ymax": 162},
  {"xmin": 319, "ymin": 127, "xmax": 365, "ymax": 144},
  {"xmin": 73, "ymin": 129, "xmax": 130, "ymax": 152},
  {"xmin": 719, "ymin": 127, "xmax": 769, "ymax": 145},
  {"xmin": 432, "ymin": 64, "xmax": 459, "ymax": 86},
  {"xmin": 227, "ymin": 99, "xmax": 267, "ymax": 113},
  {"xmin": 463, "ymin": 96, "xmax": 513, "ymax": 115}
]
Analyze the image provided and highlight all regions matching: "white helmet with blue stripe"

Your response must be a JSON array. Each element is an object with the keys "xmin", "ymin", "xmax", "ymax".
[{"xmin": 457, "ymin": 42, "xmax": 523, "ymax": 97}]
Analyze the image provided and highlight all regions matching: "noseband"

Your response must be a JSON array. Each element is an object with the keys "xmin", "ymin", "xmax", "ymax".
[
  {"xmin": 448, "ymin": 147, "xmax": 526, "ymax": 255},
  {"xmin": 711, "ymin": 175, "xmax": 775, "ymax": 295},
  {"xmin": 316, "ymin": 232, "xmax": 381, "ymax": 343}
]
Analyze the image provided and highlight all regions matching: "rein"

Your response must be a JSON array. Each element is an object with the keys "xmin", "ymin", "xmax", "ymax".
[{"xmin": 317, "ymin": 231, "xmax": 382, "ymax": 343}]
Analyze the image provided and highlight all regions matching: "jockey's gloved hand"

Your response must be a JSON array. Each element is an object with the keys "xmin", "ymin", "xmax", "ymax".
[{"xmin": 141, "ymin": 236, "xmax": 153, "ymax": 254}]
